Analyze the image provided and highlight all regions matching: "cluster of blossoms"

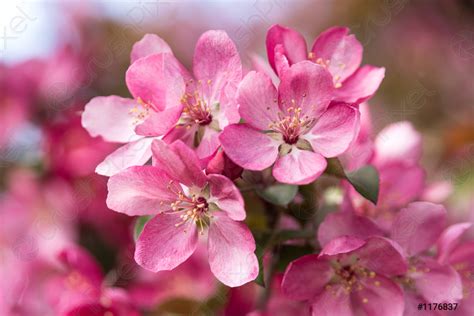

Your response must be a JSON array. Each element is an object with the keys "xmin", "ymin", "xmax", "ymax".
[{"xmin": 79, "ymin": 24, "xmax": 474, "ymax": 315}]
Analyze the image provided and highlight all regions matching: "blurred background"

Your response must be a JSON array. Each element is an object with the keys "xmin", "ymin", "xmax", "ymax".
[{"xmin": 0, "ymin": 0, "xmax": 473, "ymax": 315}]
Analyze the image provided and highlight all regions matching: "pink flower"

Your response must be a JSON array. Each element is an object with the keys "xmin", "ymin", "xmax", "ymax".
[
  {"xmin": 342, "ymin": 120, "xmax": 426, "ymax": 229},
  {"xmin": 282, "ymin": 236, "xmax": 407, "ymax": 316},
  {"xmin": 82, "ymin": 30, "xmax": 242, "ymax": 176},
  {"xmin": 46, "ymin": 246, "xmax": 139, "ymax": 316},
  {"xmin": 266, "ymin": 25, "xmax": 385, "ymax": 103},
  {"xmin": 220, "ymin": 62, "xmax": 360, "ymax": 185},
  {"xmin": 106, "ymin": 140, "xmax": 258, "ymax": 287}
]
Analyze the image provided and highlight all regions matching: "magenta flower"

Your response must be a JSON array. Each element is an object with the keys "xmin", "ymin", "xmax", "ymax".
[
  {"xmin": 82, "ymin": 31, "xmax": 242, "ymax": 176},
  {"xmin": 266, "ymin": 24, "xmax": 385, "ymax": 103},
  {"xmin": 106, "ymin": 140, "xmax": 258, "ymax": 287},
  {"xmin": 220, "ymin": 62, "xmax": 360, "ymax": 185},
  {"xmin": 282, "ymin": 236, "xmax": 407, "ymax": 316}
]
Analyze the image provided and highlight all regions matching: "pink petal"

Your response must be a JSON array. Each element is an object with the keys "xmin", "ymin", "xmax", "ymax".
[
  {"xmin": 192, "ymin": 30, "xmax": 242, "ymax": 101},
  {"xmin": 266, "ymin": 24, "xmax": 307, "ymax": 74},
  {"xmin": 219, "ymin": 124, "xmax": 279, "ymax": 170},
  {"xmin": 437, "ymin": 223, "xmax": 472, "ymax": 264},
  {"xmin": 317, "ymin": 211, "xmax": 383, "ymax": 247},
  {"xmin": 237, "ymin": 71, "xmax": 279, "ymax": 130},
  {"xmin": 334, "ymin": 65, "xmax": 385, "ymax": 103},
  {"xmin": 151, "ymin": 139, "xmax": 207, "ymax": 188},
  {"xmin": 135, "ymin": 213, "xmax": 198, "ymax": 271},
  {"xmin": 278, "ymin": 61, "xmax": 334, "ymax": 118},
  {"xmin": 106, "ymin": 166, "xmax": 176, "ymax": 216},
  {"xmin": 208, "ymin": 214, "xmax": 258, "ymax": 287},
  {"xmin": 320, "ymin": 236, "xmax": 366, "ymax": 257},
  {"xmin": 273, "ymin": 149, "xmax": 327, "ymax": 185},
  {"xmin": 207, "ymin": 174, "xmax": 245, "ymax": 221},
  {"xmin": 353, "ymin": 275, "xmax": 404, "ymax": 316},
  {"xmin": 311, "ymin": 26, "xmax": 363, "ymax": 83},
  {"xmin": 305, "ymin": 103, "xmax": 360, "ymax": 157},
  {"xmin": 281, "ymin": 254, "xmax": 332, "ymax": 300},
  {"xmin": 391, "ymin": 202, "xmax": 447, "ymax": 256},
  {"xmin": 373, "ymin": 121, "xmax": 422, "ymax": 167},
  {"xmin": 135, "ymin": 105, "xmax": 183, "ymax": 137},
  {"xmin": 195, "ymin": 127, "xmax": 221, "ymax": 160},
  {"xmin": 130, "ymin": 34, "xmax": 172, "ymax": 63},
  {"xmin": 421, "ymin": 181, "xmax": 453, "ymax": 204},
  {"xmin": 410, "ymin": 258, "xmax": 463, "ymax": 303},
  {"xmin": 57, "ymin": 247, "xmax": 104, "ymax": 287},
  {"xmin": 96, "ymin": 137, "xmax": 154, "ymax": 176},
  {"xmin": 309, "ymin": 285, "xmax": 354, "ymax": 316},
  {"xmin": 249, "ymin": 53, "xmax": 280, "ymax": 86},
  {"xmin": 355, "ymin": 236, "xmax": 408, "ymax": 276},
  {"xmin": 82, "ymin": 96, "xmax": 141, "ymax": 143},
  {"xmin": 126, "ymin": 53, "xmax": 186, "ymax": 112},
  {"xmin": 378, "ymin": 163, "xmax": 425, "ymax": 210}
]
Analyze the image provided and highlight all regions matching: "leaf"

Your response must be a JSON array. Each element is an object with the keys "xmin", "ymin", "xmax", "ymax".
[
  {"xmin": 324, "ymin": 157, "xmax": 346, "ymax": 178},
  {"xmin": 274, "ymin": 245, "xmax": 314, "ymax": 272},
  {"xmin": 253, "ymin": 232, "xmax": 271, "ymax": 287},
  {"xmin": 256, "ymin": 184, "xmax": 298, "ymax": 206},
  {"xmin": 133, "ymin": 215, "xmax": 152, "ymax": 241},
  {"xmin": 346, "ymin": 166, "xmax": 380, "ymax": 205}
]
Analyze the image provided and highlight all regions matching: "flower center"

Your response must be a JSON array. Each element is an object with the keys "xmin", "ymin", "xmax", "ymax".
[
  {"xmin": 268, "ymin": 105, "xmax": 315, "ymax": 145},
  {"xmin": 129, "ymin": 97, "xmax": 153, "ymax": 125},
  {"xmin": 167, "ymin": 182, "xmax": 212, "ymax": 233},
  {"xmin": 180, "ymin": 79, "xmax": 214, "ymax": 127},
  {"xmin": 328, "ymin": 259, "xmax": 378, "ymax": 295}
]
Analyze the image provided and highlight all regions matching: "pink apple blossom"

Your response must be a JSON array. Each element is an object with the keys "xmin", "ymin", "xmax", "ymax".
[
  {"xmin": 220, "ymin": 62, "xmax": 360, "ymax": 185},
  {"xmin": 266, "ymin": 25, "xmax": 385, "ymax": 103},
  {"xmin": 106, "ymin": 139, "xmax": 258, "ymax": 287},
  {"xmin": 82, "ymin": 30, "xmax": 242, "ymax": 176},
  {"xmin": 282, "ymin": 236, "xmax": 407, "ymax": 316}
]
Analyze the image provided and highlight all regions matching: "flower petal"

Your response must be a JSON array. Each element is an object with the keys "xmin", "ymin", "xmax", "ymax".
[
  {"xmin": 219, "ymin": 124, "xmax": 279, "ymax": 170},
  {"xmin": 237, "ymin": 71, "xmax": 279, "ymax": 130},
  {"xmin": 207, "ymin": 174, "xmax": 245, "ymax": 221},
  {"xmin": 193, "ymin": 30, "xmax": 242, "ymax": 103},
  {"xmin": 266, "ymin": 24, "xmax": 307, "ymax": 74},
  {"xmin": 309, "ymin": 285, "xmax": 354, "ymax": 316},
  {"xmin": 310, "ymin": 26, "xmax": 363, "ymax": 83},
  {"xmin": 134, "ymin": 105, "xmax": 183, "ymax": 137},
  {"xmin": 278, "ymin": 61, "xmax": 334, "ymax": 118},
  {"xmin": 130, "ymin": 33, "xmax": 172, "ymax": 63},
  {"xmin": 391, "ymin": 202, "xmax": 447, "ymax": 256},
  {"xmin": 410, "ymin": 258, "xmax": 463, "ymax": 303},
  {"xmin": 319, "ymin": 236, "xmax": 366, "ymax": 257},
  {"xmin": 355, "ymin": 236, "xmax": 408, "ymax": 276},
  {"xmin": 437, "ymin": 223, "xmax": 472, "ymax": 264},
  {"xmin": 151, "ymin": 139, "xmax": 207, "ymax": 188},
  {"xmin": 106, "ymin": 166, "xmax": 176, "ymax": 216},
  {"xmin": 273, "ymin": 149, "xmax": 327, "ymax": 185},
  {"xmin": 305, "ymin": 103, "xmax": 360, "ymax": 157},
  {"xmin": 195, "ymin": 127, "xmax": 221, "ymax": 160},
  {"xmin": 82, "ymin": 96, "xmax": 141, "ymax": 143},
  {"xmin": 334, "ymin": 65, "xmax": 385, "ymax": 103},
  {"xmin": 135, "ymin": 213, "xmax": 198, "ymax": 271},
  {"xmin": 96, "ymin": 137, "xmax": 154, "ymax": 176},
  {"xmin": 208, "ymin": 214, "xmax": 258, "ymax": 287},
  {"xmin": 126, "ymin": 53, "xmax": 186, "ymax": 112},
  {"xmin": 353, "ymin": 275, "xmax": 404, "ymax": 316},
  {"xmin": 281, "ymin": 254, "xmax": 332, "ymax": 300},
  {"xmin": 373, "ymin": 121, "xmax": 422, "ymax": 167},
  {"xmin": 317, "ymin": 211, "xmax": 383, "ymax": 247}
]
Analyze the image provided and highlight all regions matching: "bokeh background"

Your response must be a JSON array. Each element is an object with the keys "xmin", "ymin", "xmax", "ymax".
[{"xmin": 1, "ymin": 0, "xmax": 473, "ymax": 315}]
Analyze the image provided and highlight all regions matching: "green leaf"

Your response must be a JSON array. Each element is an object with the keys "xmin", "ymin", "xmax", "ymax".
[
  {"xmin": 254, "ymin": 243, "xmax": 266, "ymax": 287},
  {"xmin": 256, "ymin": 184, "xmax": 298, "ymax": 206},
  {"xmin": 274, "ymin": 245, "xmax": 314, "ymax": 272},
  {"xmin": 346, "ymin": 166, "xmax": 380, "ymax": 205},
  {"xmin": 133, "ymin": 215, "xmax": 152, "ymax": 241},
  {"xmin": 324, "ymin": 157, "xmax": 346, "ymax": 178}
]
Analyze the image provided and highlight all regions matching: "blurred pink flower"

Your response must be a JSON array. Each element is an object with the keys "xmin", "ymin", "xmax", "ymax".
[
  {"xmin": 266, "ymin": 25, "xmax": 385, "ymax": 103},
  {"xmin": 46, "ymin": 246, "xmax": 139, "ymax": 316},
  {"xmin": 106, "ymin": 140, "xmax": 258, "ymax": 287},
  {"xmin": 82, "ymin": 30, "xmax": 242, "ymax": 176},
  {"xmin": 282, "ymin": 236, "xmax": 407, "ymax": 316},
  {"xmin": 220, "ymin": 62, "xmax": 359, "ymax": 185}
]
